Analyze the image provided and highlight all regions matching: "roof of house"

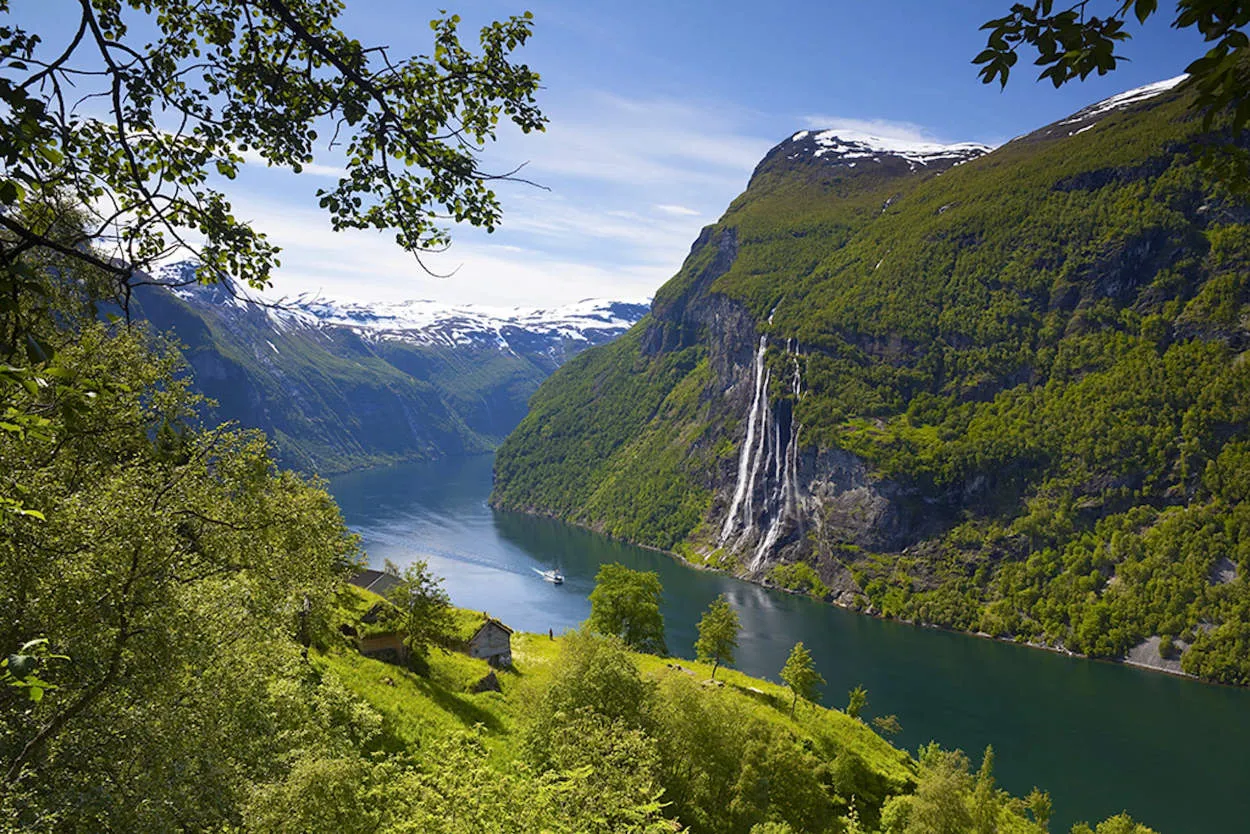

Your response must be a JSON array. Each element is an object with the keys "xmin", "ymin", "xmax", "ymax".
[
  {"xmin": 348, "ymin": 569, "xmax": 400, "ymax": 597},
  {"xmin": 469, "ymin": 618, "xmax": 514, "ymax": 644}
]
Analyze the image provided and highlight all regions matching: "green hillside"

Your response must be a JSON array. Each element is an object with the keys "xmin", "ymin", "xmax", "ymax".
[
  {"xmin": 494, "ymin": 80, "xmax": 1250, "ymax": 684},
  {"xmin": 304, "ymin": 587, "xmax": 1143, "ymax": 834}
]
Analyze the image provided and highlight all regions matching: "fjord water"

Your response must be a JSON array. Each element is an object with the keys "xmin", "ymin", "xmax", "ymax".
[{"xmin": 329, "ymin": 455, "xmax": 1247, "ymax": 834}]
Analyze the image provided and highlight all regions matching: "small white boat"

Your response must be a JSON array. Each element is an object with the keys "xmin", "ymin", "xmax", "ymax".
[{"xmin": 533, "ymin": 567, "xmax": 564, "ymax": 585}]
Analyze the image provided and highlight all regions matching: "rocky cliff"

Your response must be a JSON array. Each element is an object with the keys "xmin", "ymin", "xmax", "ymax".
[{"xmin": 493, "ymin": 76, "xmax": 1250, "ymax": 684}]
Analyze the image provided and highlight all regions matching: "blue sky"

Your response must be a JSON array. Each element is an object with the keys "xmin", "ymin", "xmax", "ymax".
[{"xmin": 18, "ymin": 1, "xmax": 1207, "ymax": 306}]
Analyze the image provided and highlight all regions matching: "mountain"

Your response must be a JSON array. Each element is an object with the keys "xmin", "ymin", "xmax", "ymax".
[
  {"xmin": 130, "ymin": 266, "xmax": 647, "ymax": 473},
  {"xmin": 493, "ymin": 76, "xmax": 1250, "ymax": 684}
]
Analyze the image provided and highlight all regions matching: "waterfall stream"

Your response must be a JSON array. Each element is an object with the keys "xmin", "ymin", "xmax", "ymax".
[
  {"xmin": 719, "ymin": 336, "xmax": 768, "ymax": 542},
  {"xmin": 719, "ymin": 336, "xmax": 804, "ymax": 570},
  {"xmin": 749, "ymin": 346, "xmax": 803, "ymax": 571}
]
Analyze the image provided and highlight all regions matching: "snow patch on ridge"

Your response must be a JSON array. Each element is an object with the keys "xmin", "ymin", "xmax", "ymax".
[
  {"xmin": 283, "ymin": 296, "xmax": 646, "ymax": 350},
  {"xmin": 787, "ymin": 130, "xmax": 992, "ymax": 171},
  {"xmin": 1061, "ymin": 74, "xmax": 1187, "ymax": 128}
]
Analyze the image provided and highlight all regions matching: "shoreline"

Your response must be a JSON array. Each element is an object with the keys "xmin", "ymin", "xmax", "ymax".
[{"xmin": 494, "ymin": 502, "xmax": 1227, "ymax": 688}]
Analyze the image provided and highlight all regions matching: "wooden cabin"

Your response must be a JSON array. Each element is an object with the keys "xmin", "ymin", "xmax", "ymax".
[
  {"xmin": 358, "ymin": 631, "xmax": 408, "ymax": 666},
  {"xmin": 467, "ymin": 618, "xmax": 513, "ymax": 668}
]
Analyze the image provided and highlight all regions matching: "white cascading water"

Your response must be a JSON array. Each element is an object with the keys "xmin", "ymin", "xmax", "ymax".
[
  {"xmin": 719, "ymin": 336, "xmax": 768, "ymax": 542},
  {"xmin": 740, "ymin": 367, "xmax": 771, "ymax": 531},
  {"xmin": 720, "ymin": 336, "xmax": 805, "ymax": 571},
  {"xmin": 748, "ymin": 347, "xmax": 803, "ymax": 571}
]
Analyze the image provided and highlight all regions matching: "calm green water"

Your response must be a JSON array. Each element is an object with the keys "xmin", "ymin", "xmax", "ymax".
[{"xmin": 329, "ymin": 454, "xmax": 1249, "ymax": 834}]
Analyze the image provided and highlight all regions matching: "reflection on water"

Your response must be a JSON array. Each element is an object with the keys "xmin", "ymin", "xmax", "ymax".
[{"xmin": 330, "ymin": 454, "xmax": 1249, "ymax": 834}]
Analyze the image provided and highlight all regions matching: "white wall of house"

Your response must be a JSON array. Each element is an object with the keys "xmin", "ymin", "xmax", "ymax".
[{"xmin": 469, "ymin": 623, "xmax": 512, "ymax": 667}]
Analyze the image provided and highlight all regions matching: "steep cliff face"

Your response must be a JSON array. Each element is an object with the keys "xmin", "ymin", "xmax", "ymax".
[
  {"xmin": 505, "ymin": 120, "xmax": 986, "ymax": 569},
  {"xmin": 131, "ymin": 271, "xmax": 646, "ymax": 473},
  {"xmin": 495, "ymin": 77, "xmax": 1250, "ymax": 683}
]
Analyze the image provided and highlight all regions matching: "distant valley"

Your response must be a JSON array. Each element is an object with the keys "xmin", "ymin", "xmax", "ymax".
[{"xmin": 130, "ymin": 264, "xmax": 647, "ymax": 473}]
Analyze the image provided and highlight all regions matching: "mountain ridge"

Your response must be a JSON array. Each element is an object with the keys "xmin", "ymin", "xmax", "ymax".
[
  {"xmin": 159, "ymin": 260, "xmax": 648, "ymax": 351},
  {"xmin": 132, "ymin": 264, "xmax": 647, "ymax": 474}
]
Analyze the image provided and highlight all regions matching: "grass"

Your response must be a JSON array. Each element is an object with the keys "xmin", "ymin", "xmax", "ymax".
[
  {"xmin": 629, "ymin": 645, "xmax": 914, "ymax": 787},
  {"xmin": 313, "ymin": 650, "xmax": 503, "ymax": 753},
  {"xmin": 320, "ymin": 591, "xmax": 917, "ymax": 793},
  {"xmin": 305, "ymin": 585, "xmax": 1159, "ymax": 831}
]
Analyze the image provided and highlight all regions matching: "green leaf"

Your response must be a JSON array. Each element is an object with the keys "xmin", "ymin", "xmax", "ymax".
[
  {"xmin": 1133, "ymin": 0, "xmax": 1158, "ymax": 24},
  {"xmin": 0, "ymin": 179, "xmax": 23, "ymax": 203},
  {"xmin": 37, "ymin": 144, "xmax": 63, "ymax": 165}
]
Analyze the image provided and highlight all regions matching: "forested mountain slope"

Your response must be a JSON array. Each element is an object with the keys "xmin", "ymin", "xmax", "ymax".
[
  {"xmin": 493, "ymin": 77, "xmax": 1250, "ymax": 684},
  {"xmin": 130, "ymin": 267, "xmax": 646, "ymax": 473}
]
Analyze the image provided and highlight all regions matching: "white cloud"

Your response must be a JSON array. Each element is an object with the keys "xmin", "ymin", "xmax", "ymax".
[
  {"xmin": 798, "ymin": 115, "xmax": 949, "ymax": 145},
  {"xmin": 207, "ymin": 91, "xmax": 773, "ymax": 307},
  {"xmin": 223, "ymin": 193, "xmax": 663, "ymax": 308},
  {"xmin": 297, "ymin": 161, "xmax": 348, "ymax": 178},
  {"xmin": 654, "ymin": 204, "xmax": 700, "ymax": 217},
  {"xmin": 238, "ymin": 147, "xmax": 346, "ymax": 179},
  {"xmin": 514, "ymin": 97, "xmax": 770, "ymax": 192},
  {"xmin": 496, "ymin": 193, "xmax": 698, "ymax": 259}
]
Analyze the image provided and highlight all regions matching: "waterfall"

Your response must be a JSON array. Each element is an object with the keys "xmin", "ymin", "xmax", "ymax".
[
  {"xmin": 721, "ymin": 334, "xmax": 806, "ymax": 570},
  {"xmin": 719, "ymin": 336, "xmax": 768, "ymax": 542},
  {"xmin": 747, "ymin": 348, "xmax": 804, "ymax": 572},
  {"xmin": 741, "ymin": 367, "xmax": 771, "ymax": 530}
]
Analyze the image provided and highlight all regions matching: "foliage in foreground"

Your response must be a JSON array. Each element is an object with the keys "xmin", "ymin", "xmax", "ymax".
[
  {"xmin": 976, "ymin": 1, "xmax": 1250, "ymax": 142},
  {"xmin": 0, "ymin": 0, "xmax": 544, "ymax": 293},
  {"xmin": 0, "ymin": 225, "xmax": 1162, "ymax": 832},
  {"xmin": 0, "ymin": 326, "xmax": 360, "ymax": 827}
]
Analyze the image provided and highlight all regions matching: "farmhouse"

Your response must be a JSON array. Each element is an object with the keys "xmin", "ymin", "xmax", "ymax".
[
  {"xmin": 467, "ymin": 618, "xmax": 513, "ymax": 668},
  {"xmin": 341, "ymin": 578, "xmax": 515, "ymax": 671}
]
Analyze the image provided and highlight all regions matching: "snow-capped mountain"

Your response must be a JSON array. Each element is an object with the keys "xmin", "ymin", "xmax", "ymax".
[
  {"xmin": 1027, "ymin": 74, "xmax": 1189, "ymax": 141},
  {"xmin": 750, "ymin": 125, "xmax": 991, "ymax": 185},
  {"xmin": 133, "ymin": 264, "xmax": 649, "ymax": 474},
  {"xmin": 1062, "ymin": 74, "xmax": 1187, "ymax": 126},
  {"xmin": 273, "ymin": 296, "xmax": 647, "ymax": 351},
  {"xmin": 159, "ymin": 261, "xmax": 648, "ymax": 356}
]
